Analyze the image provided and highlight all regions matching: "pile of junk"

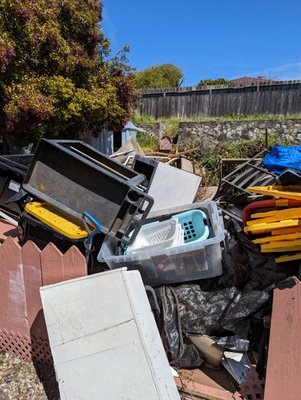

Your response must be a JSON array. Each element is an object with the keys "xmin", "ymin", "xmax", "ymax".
[{"xmin": 1, "ymin": 138, "xmax": 301, "ymax": 399}]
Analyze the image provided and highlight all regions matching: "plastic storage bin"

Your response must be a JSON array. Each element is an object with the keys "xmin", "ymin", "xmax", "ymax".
[
  {"xmin": 18, "ymin": 211, "xmax": 87, "ymax": 253},
  {"xmin": 25, "ymin": 201, "xmax": 88, "ymax": 240},
  {"xmin": 98, "ymin": 201, "xmax": 225, "ymax": 286},
  {"xmin": 23, "ymin": 139, "xmax": 154, "ymax": 244}
]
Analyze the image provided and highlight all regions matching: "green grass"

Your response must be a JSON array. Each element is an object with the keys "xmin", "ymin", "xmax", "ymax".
[
  {"xmin": 136, "ymin": 131, "xmax": 159, "ymax": 151},
  {"xmin": 133, "ymin": 113, "xmax": 301, "ymax": 124}
]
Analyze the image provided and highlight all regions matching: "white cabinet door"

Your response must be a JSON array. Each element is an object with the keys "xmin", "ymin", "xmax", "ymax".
[{"xmin": 40, "ymin": 268, "xmax": 180, "ymax": 400}]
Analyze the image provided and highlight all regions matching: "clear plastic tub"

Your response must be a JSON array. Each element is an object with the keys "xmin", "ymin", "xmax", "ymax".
[{"xmin": 98, "ymin": 201, "xmax": 225, "ymax": 286}]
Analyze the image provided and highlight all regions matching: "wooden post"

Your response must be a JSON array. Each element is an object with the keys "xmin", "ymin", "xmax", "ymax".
[{"xmin": 264, "ymin": 281, "xmax": 301, "ymax": 399}]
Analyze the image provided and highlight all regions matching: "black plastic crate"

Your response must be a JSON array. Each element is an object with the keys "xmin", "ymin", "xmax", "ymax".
[
  {"xmin": 3, "ymin": 154, "xmax": 33, "ymax": 168},
  {"xmin": 0, "ymin": 156, "xmax": 28, "ymax": 215},
  {"xmin": 23, "ymin": 139, "xmax": 154, "ymax": 244}
]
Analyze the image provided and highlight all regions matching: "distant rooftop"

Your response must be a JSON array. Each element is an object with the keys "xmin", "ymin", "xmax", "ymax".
[{"xmin": 230, "ymin": 76, "xmax": 271, "ymax": 84}]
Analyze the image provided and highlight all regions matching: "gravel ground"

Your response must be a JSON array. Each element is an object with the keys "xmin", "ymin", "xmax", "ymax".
[{"xmin": 0, "ymin": 353, "xmax": 59, "ymax": 400}]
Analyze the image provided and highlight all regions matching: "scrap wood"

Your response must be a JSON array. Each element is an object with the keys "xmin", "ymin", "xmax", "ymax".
[
  {"xmin": 175, "ymin": 370, "xmax": 238, "ymax": 400},
  {"xmin": 146, "ymin": 146, "xmax": 200, "ymax": 159}
]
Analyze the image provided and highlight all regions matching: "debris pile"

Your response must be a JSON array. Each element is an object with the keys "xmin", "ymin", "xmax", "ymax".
[{"xmin": 0, "ymin": 139, "xmax": 301, "ymax": 399}]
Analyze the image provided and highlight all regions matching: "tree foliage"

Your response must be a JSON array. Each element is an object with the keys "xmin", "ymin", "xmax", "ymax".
[
  {"xmin": 134, "ymin": 64, "xmax": 183, "ymax": 89},
  {"xmin": 0, "ymin": 0, "xmax": 137, "ymax": 141},
  {"xmin": 197, "ymin": 78, "xmax": 230, "ymax": 87}
]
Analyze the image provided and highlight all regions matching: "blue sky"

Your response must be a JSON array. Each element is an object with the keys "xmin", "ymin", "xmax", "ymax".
[{"xmin": 102, "ymin": 0, "xmax": 301, "ymax": 87}]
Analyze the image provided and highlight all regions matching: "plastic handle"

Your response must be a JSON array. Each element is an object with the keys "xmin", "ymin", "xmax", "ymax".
[{"xmin": 82, "ymin": 212, "xmax": 101, "ymax": 245}]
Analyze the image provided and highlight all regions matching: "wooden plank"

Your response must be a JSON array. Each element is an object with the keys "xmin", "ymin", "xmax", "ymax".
[
  {"xmin": 41, "ymin": 243, "xmax": 87, "ymax": 285},
  {"xmin": 176, "ymin": 376, "xmax": 235, "ymax": 400},
  {"xmin": 264, "ymin": 281, "xmax": 301, "ymax": 400},
  {"xmin": 0, "ymin": 219, "xmax": 18, "ymax": 242},
  {"xmin": 40, "ymin": 242, "xmax": 64, "ymax": 286},
  {"xmin": 62, "ymin": 246, "xmax": 87, "ymax": 281},
  {"xmin": 0, "ymin": 238, "xmax": 27, "ymax": 334},
  {"xmin": 21, "ymin": 240, "xmax": 49, "ymax": 361},
  {"xmin": 21, "ymin": 241, "xmax": 45, "ymax": 338}
]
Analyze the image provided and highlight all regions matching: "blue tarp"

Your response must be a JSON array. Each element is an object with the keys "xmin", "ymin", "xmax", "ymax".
[{"xmin": 263, "ymin": 145, "xmax": 301, "ymax": 175}]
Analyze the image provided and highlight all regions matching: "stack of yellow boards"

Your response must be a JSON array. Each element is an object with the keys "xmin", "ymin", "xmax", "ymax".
[{"xmin": 243, "ymin": 186, "xmax": 301, "ymax": 263}]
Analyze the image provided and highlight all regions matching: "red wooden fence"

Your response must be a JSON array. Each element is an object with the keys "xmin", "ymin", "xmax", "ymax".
[{"xmin": 0, "ymin": 237, "xmax": 87, "ymax": 363}]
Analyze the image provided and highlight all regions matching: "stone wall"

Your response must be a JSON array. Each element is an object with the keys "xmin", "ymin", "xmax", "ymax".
[{"xmin": 177, "ymin": 119, "xmax": 301, "ymax": 148}]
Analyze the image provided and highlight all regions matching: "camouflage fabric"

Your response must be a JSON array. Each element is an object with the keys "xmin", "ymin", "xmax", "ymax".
[{"xmin": 156, "ymin": 284, "xmax": 269, "ymax": 368}]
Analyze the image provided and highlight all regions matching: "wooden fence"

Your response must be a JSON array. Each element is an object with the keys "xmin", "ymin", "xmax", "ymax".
[
  {"xmin": 0, "ymin": 238, "xmax": 87, "ymax": 363},
  {"xmin": 140, "ymin": 81, "xmax": 301, "ymax": 118}
]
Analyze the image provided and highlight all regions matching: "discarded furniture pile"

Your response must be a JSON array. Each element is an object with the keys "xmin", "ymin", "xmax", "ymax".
[{"xmin": 1, "ymin": 139, "xmax": 301, "ymax": 400}]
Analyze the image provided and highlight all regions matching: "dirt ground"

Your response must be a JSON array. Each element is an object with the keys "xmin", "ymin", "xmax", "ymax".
[{"xmin": 0, "ymin": 353, "xmax": 59, "ymax": 400}]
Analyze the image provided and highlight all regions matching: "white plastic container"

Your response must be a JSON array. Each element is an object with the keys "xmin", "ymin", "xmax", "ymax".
[
  {"xmin": 126, "ymin": 218, "xmax": 184, "ymax": 255},
  {"xmin": 98, "ymin": 201, "xmax": 225, "ymax": 286}
]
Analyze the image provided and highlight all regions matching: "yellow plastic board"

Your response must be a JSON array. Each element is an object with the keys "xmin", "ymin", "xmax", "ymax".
[
  {"xmin": 271, "ymin": 226, "xmax": 301, "ymax": 236},
  {"xmin": 275, "ymin": 253, "xmax": 301, "ymax": 263},
  {"xmin": 253, "ymin": 232, "xmax": 301, "ymax": 244},
  {"xmin": 25, "ymin": 202, "xmax": 88, "ymax": 239},
  {"xmin": 247, "ymin": 215, "xmax": 301, "ymax": 225},
  {"xmin": 248, "ymin": 185, "xmax": 301, "ymax": 201},
  {"xmin": 244, "ymin": 219, "xmax": 301, "ymax": 234},
  {"xmin": 250, "ymin": 208, "xmax": 301, "ymax": 220},
  {"xmin": 261, "ymin": 239, "xmax": 301, "ymax": 250},
  {"xmin": 261, "ymin": 246, "xmax": 301, "ymax": 253}
]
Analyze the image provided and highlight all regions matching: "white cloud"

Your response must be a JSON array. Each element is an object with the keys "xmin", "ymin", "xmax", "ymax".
[
  {"xmin": 251, "ymin": 62, "xmax": 301, "ymax": 81},
  {"xmin": 102, "ymin": 7, "xmax": 117, "ymax": 44}
]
